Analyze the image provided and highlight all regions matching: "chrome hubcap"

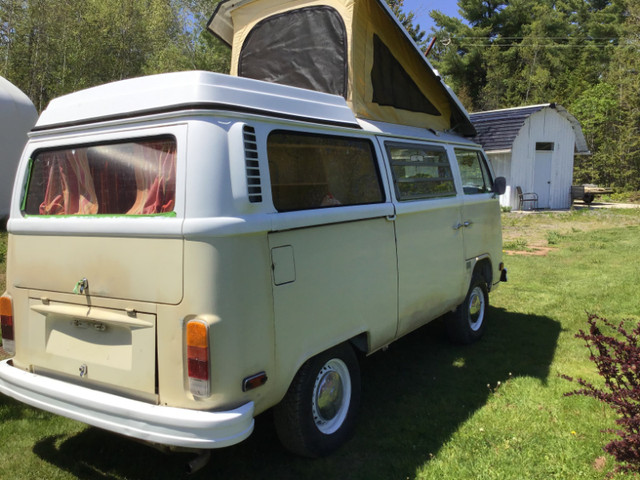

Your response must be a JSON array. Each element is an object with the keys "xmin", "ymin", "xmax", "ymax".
[
  {"xmin": 468, "ymin": 286, "xmax": 485, "ymax": 332},
  {"xmin": 312, "ymin": 359, "xmax": 351, "ymax": 434}
]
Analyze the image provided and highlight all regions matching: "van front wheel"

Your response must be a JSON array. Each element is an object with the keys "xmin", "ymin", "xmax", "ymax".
[
  {"xmin": 447, "ymin": 275, "xmax": 488, "ymax": 344},
  {"xmin": 274, "ymin": 344, "xmax": 361, "ymax": 457}
]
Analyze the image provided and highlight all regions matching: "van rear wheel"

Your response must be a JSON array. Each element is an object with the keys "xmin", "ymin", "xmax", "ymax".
[
  {"xmin": 274, "ymin": 343, "xmax": 361, "ymax": 457},
  {"xmin": 447, "ymin": 275, "xmax": 488, "ymax": 344}
]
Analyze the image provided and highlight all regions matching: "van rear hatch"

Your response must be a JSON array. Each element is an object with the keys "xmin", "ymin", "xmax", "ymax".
[{"xmin": 8, "ymin": 136, "xmax": 183, "ymax": 397}]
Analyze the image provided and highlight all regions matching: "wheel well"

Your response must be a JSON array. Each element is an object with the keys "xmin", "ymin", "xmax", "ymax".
[
  {"xmin": 349, "ymin": 333, "xmax": 369, "ymax": 355},
  {"xmin": 474, "ymin": 258, "xmax": 493, "ymax": 287}
]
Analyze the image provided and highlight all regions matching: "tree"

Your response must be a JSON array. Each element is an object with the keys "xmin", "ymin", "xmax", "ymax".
[
  {"xmin": 385, "ymin": 0, "xmax": 427, "ymax": 46},
  {"xmin": 429, "ymin": 0, "xmax": 639, "ymax": 189},
  {"xmin": 0, "ymin": 0, "xmax": 231, "ymax": 111}
]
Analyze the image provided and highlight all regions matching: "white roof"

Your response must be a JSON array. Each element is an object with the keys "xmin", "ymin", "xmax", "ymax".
[
  {"xmin": 0, "ymin": 76, "xmax": 36, "ymax": 123},
  {"xmin": 35, "ymin": 71, "xmax": 360, "ymax": 130}
]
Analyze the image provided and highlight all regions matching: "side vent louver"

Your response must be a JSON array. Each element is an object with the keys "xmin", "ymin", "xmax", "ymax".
[{"xmin": 243, "ymin": 126, "xmax": 262, "ymax": 203}]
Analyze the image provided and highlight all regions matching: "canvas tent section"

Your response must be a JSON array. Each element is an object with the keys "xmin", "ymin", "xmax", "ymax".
[
  {"xmin": 208, "ymin": 0, "xmax": 475, "ymax": 136},
  {"xmin": 470, "ymin": 104, "xmax": 589, "ymax": 211},
  {"xmin": 0, "ymin": 77, "xmax": 38, "ymax": 224}
]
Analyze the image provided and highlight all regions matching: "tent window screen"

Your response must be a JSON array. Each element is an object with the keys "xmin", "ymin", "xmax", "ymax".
[
  {"xmin": 24, "ymin": 137, "xmax": 176, "ymax": 216},
  {"xmin": 267, "ymin": 131, "xmax": 384, "ymax": 212},
  {"xmin": 387, "ymin": 143, "xmax": 456, "ymax": 200},
  {"xmin": 239, "ymin": 7, "xmax": 348, "ymax": 97},
  {"xmin": 371, "ymin": 35, "xmax": 440, "ymax": 116}
]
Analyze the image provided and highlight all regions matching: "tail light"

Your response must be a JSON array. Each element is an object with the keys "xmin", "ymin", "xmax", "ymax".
[
  {"xmin": 186, "ymin": 319, "xmax": 210, "ymax": 397},
  {"xmin": 1, "ymin": 295, "xmax": 15, "ymax": 355}
]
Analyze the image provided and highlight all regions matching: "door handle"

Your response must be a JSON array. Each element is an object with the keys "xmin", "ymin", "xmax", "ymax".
[{"xmin": 453, "ymin": 221, "xmax": 473, "ymax": 230}]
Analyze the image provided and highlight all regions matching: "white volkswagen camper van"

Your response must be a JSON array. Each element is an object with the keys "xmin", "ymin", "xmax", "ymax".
[
  {"xmin": 0, "ymin": 70, "xmax": 505, "ymax": 458},
  {"xmin": 0, "ymin": 0, "xmax": 508, "ymax": 459}
]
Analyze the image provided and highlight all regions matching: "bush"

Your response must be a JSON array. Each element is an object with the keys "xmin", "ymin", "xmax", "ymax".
[
  {"xmin": 562, "ymin": 314, "xmax": 640, "ymax": 475},
  {"xmin": 546, "ymin": 230, "xmax": 562, "ymax": 245}
]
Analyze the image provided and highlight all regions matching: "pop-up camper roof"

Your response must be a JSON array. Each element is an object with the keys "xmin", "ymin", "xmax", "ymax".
[{"xmin": 207, "ymin": 0, "xmax": 475, "ymax": 136}]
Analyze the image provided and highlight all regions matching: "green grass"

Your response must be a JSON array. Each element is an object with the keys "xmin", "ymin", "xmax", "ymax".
[{"xmin": 1, "ymin": 210, "xmax": 640, "ymax": 479}]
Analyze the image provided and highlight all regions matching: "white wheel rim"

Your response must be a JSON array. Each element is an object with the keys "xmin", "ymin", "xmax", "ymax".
[
  {"xmin": 312, "ymin": 358, "xmax": 351, "ymax": 434},
  {"xmin": 468, "ymin": 286, "xmax": 485, "ymax": 332}
]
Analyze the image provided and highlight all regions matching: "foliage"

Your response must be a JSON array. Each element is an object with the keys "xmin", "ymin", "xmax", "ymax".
[
  {"xmin": 0, "ymin": 0, "xmax": 231, "ymax": 111},
  {"xmin": 429, "ymin": 0, "xmax": 640, "ymax": 191},
  {"xmin": 563, "ymin": 314, "xmax": 640, "ymax": 475},
  {"xmin": 0, "ymin": 231, "xmax": 5, "ymax": 264},
  {"xmin": 384, "ymin": 0, "xmax": 427, "ymax": 47}
]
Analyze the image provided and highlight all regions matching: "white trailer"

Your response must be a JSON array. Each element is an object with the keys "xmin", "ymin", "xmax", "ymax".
[{"xmin": 0, "ymin": 77, "xmax": 37, "ymax": 225}]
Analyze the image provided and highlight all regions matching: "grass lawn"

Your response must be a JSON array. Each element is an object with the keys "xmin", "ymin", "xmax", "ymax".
[{"xmin": 1, "ymin": 208, "xmax": 639, "ymax": 479}]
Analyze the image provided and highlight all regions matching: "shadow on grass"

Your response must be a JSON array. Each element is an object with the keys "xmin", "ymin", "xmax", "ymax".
[{"xmin": 28, "ymin": 308, "xmax": 560, "ymax": 480}]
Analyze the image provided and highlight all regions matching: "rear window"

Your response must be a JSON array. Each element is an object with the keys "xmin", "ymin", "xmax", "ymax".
[{"xmin": 24, "ymin": 137, "xmax": 176, "ymax": 216}]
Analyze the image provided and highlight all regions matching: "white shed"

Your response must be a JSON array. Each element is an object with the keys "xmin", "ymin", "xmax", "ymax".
[
  {"xmin": 470, "ymin": 103, "xmax": 590, "ymax": 210},
  {"xmin": 0, "ymin": 77, "xmax": 37, "ymax": 224}
]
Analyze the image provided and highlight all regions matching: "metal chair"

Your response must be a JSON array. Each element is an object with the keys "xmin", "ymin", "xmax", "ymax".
[{"xmin": 516, "ymin": 186, "xmax": 538, "ymax": 210}]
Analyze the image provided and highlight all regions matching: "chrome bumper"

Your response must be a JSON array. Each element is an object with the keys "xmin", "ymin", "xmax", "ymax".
[{"xmin": 0, "ymin": 359, "xmax": 254, "ymax": 449}]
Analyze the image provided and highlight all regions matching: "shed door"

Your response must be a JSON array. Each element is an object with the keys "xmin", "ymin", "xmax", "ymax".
[{"xmin": 534, "ymin": 151, "xmax": 553, "ymax": 209}]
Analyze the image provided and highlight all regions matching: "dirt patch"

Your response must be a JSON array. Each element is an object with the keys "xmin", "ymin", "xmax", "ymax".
[{"xmin": 504, "ymin": 246, "xmax": 555, "ymax": 256}]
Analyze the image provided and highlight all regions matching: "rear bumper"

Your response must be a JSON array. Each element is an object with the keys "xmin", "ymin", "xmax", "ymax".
[{"xmin": 0, "ymin": 359, "xmax": 254, "ymax": 449}]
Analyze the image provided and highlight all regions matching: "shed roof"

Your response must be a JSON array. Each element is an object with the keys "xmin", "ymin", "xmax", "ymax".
[{"xmin": 469, "ymin": 103, "xmax": 589, "ymax": 154}]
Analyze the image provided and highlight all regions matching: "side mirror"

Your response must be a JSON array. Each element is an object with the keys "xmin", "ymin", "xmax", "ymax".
[{"xmin": 493, "ymin": 177, "xmax": 507, "ymax": 196}]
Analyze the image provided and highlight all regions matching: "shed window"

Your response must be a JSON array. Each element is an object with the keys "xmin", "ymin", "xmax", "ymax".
[
  {"xmin": 536, "ymin": 142, "xmax": 554, "ymax": 151},
  {"xmin": 238, "ymin": 7, "xmax": 348, "ymax": 97},
  {"xmin": 24, "ymin": 137, "xmax": 176, "ymax": 216},
  {"xmin": 387, "ymin": 143, "xmax": 456, "ymax": 200},
  {"xmin": 267, "ymin": 131, "xmax": 383, "ymax": 212}
]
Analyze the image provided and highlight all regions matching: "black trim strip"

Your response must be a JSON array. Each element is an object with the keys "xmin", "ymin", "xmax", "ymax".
[{"xmin": 31, "ymin": 102, "xmax": 362, "ymax": 132}]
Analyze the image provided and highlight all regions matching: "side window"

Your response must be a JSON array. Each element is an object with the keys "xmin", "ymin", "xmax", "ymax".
[
  {"xmin": 454, "ymin": 149, "xmax": 494, "ymax": 195},
  {"xmin": 267, "ymin": 131, "xmax": 384, "ymax": 212},
  {"xmin": 386, "ymin": 143, "xmax": 456, "ymax": 200}
]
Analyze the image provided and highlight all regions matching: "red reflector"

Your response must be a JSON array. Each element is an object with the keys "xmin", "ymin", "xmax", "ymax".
[
  {"xmin": 188, "ymin": 358, "xmax": 209, "ymax": 380},
  {"xmin": 242, "ymin": 372, "xmax": 268, "ymax": 392},
  {"xmin": 0, "ymin": 321, "xmax": 13, "ymax": 341},
  {"xmin": 1, "ymin": 296, "xmax": 14, "ymax": 341},
  {"xmin": 186, "ymin": 320, "xmax": 210, "ymax": 386}
]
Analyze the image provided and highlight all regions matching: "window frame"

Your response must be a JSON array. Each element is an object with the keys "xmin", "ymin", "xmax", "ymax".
[
  {"xmin": 453, "ymin": 148, "xmax": 495, "ymax": 196},
  {"xmin": 385, "ymin": 141, "xmax": 457, "ymax": 202},
  {"xmin": 535, "ymin": 142, "xmax": 555, "ymax": 151},
  {"xmin": 22, "ymin": 134, "xmax": 178, "ymax": 217},
  {"xmin": 266, "ymin": 130, "xmax": 386, "ymax": 213}
]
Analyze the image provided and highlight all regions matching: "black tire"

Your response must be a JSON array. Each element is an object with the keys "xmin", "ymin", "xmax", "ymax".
[
  {"xmin": 447, "ymin": 274, "xmax": 489, "ymax": 345},
  {"xmin": 274, "ymin": 343, "xmax": 361, "ymax": 457}
]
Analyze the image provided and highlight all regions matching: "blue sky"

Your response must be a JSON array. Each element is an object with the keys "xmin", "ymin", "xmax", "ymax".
[{"xmin": 401, "ymin": 1, "xmax": 464, "ymax": 34}]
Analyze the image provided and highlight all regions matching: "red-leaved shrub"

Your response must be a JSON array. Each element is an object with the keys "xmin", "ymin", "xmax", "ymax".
[{"xmin": 562, "ymin": 314, "xmax": 640, "ymax": 475}]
